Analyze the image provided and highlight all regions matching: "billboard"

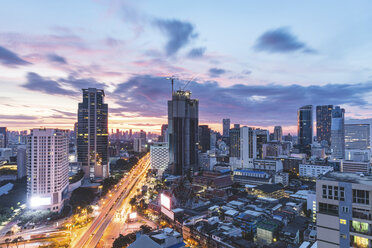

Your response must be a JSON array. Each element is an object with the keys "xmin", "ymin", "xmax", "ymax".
[
  {"xmin": 30, "ymin": 196, "xmax": 51, "ymax": 207},
  {"xmin": 161, "ymin": 193, "xmax": 171, "ymax": 210}
]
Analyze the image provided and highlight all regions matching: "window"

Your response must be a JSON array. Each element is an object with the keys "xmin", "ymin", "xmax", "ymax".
[
  {"xmin": 353, "ymin": 189, "xmax": 370, "ymax": 205},
  {"xmin": 322, "ymin": 185, "xmax": 327, "ymax": 198},
  {"xmin": 340, "ymin": 219, "xmax": 347, "ymax": 225}
]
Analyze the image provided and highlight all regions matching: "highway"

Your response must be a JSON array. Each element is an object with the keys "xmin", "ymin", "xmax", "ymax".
[{"xmin": 72, "ymin": 153, "xmax": 151, "ymax": 248}]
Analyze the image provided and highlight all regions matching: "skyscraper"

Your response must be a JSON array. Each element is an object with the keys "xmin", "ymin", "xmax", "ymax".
[
  {"xmin": 198, "ymin": 125, "xmax": 211, "ymax": 153},
  {"xmin": 27, "ymin": 129, "xmax": 69, "ymax": 212},
  {"xmin": 316, "ymin": 105, "xmax": 333, "ymax": 146},
  {"xmin": 330, "ymin": 106, "xmax": 345, "ymax": 159},
  {"xmin": 273, "ymin": 126, "xmax": 282, "ymax": 142},
  {"xmin": 150, "ymin": 142, "xmax": 169, "ymax": 176},
  {"xmin": 222, "ymin": 119, "xmax": 230, "ymax": 137},
  {"xmin": 345, "ymin": 124, "xmax": 370, "ymax": 150},
  {"xmin": 168, "ymin": 90, "xmax": 199, "ymax": 176},
  {"xmin": 77, "ymin": 88, "xmax": 109, "ymax": 180},
  {"xmin": 297, "ymin": 105, "xmax": 313, "ymax": 152},
  {"xmin": 229, "ymin": 124, "xmax": 241, "ymax": 158},
  {"xmin": 0, "ymin": 127, "xmax": 7, "ymax": 148}
]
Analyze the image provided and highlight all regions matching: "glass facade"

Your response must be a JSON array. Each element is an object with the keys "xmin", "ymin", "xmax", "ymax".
[{"xmin": 77, "ymin": 88, "xmax": 108, "ymax": 179}]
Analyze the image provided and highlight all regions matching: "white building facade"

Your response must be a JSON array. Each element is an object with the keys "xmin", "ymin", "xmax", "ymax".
[
  {"xmin": 150, "ymin": 142, "xmax": 169, "ymax": 176},
  {"xmin": 299, "ymin": 164, "xmax": 333, "ymax": 178},
  {"xmin": 27, "ymin": 129, "xmax": 69, "ymax": 212}
]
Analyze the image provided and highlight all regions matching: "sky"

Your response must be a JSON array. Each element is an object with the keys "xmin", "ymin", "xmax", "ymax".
[{"xmin": 1, "ymin": 0, "xmax": 372, "ymax": 134}]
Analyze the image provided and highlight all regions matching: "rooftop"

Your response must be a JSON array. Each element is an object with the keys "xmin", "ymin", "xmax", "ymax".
[{"xmin": 319, "ymin": 171, "xmax": 372, "ymax": 186}]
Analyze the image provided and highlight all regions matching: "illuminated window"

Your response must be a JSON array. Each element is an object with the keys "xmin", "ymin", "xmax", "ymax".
[
  {"xmin": 340, "ymin": 219, "xmax": 347, "ymax": 225},
  {"xmin": 354, "ymin": 236, "xmax": 369, "ymax": 248}
]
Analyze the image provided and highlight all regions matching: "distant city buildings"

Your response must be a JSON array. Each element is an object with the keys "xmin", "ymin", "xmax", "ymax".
[
  {"xmin": 273, "ymin": 126, "xmax": 282, "ymax": 142},
  {"xmin": 0, "ymin": 127, "xmax": 7, "ymax": 148},
  {"xmin": 297, "ymin": 105, "xmax": 313, "ymax": 153},
  {"xmin": 17, "ymin": 145, "xmax": 27, "ymax": 179},
  {"xmin": 330, "ymin": 106, "xmax": 345, "ymax": 159},
  {"xmin": 77, "ymin": 88, "xmax": 109, "ymax": 180},
  {"xmin": 198, "ymin": 125, "xmax": 211, "ymax": 153},
  {"xmin": 168, "ymin": 90, "xmax": 199, "ymax": 176},
  {"xmin": 345, "ymin": 124, "xmax": 370, "ymax": 150},
  {"xmin": 27, "ymin": 129, "xmax": 69, "ymax": 212},
  {"xmin": 229, "ymin": 124, "xmax": 241, "ymax": 159},
  {"xmin": 316, "ymin": 105, "xmax": 333, "ymax": 146},
  {"xmin": 222, "ymin": 118, "xmax": 230, "ymax": 138}
]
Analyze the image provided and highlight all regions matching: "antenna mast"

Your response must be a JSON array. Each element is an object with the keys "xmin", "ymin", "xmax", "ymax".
[{"xmin": 166, "ymin": 76, "xmax": 178, "ymax": 96}]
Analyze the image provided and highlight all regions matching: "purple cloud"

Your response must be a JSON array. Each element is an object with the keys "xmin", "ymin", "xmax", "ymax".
[
  {"xmin": 209, "ymin": 68, "xmax": 226, "ymax": 77},
  {"xmin": 0, "ymin": 45, "xmax": 31, "ymax": 67},
  {"xmin": 254, "ymin": 27, "xmax": 316, "ymax": 54},
  {"xmin": 47, "ymin": 53, "xmax": 67, "ymax": 64},
  {"xmin": 155, "ymin": 19, "xmax": 197, "ymax": 56}
]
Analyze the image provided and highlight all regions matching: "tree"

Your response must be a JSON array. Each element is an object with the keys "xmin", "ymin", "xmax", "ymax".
[
  {"xmin": 112, "ymin": 233, "xmax": 136, "ymax": 248},
  {"xmin": 69, "ymin": 187, "xmax": 95, "ymax": 212},
  {"xmin": 140, "ymin": 225, "xmax": 152, "ymax": 234}
]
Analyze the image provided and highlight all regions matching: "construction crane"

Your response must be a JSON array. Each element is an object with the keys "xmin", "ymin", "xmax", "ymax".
[{"xmin": 166, "ymin": 76, "xmax": 178, "ymax": 95}]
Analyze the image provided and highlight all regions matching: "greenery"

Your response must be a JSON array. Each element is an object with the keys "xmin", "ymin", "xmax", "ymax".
[
  {"xmin": 110, "ymin": 156, "xmax": 138, "ymax": 172},
  {"xmin": 18, "ymin": 210, "xmax": 58, "ymax": 225},
  {"xmin": 112, "ymin": 225, "xmax": 152, "ymax": 248},
  {"xmin": 69, "ymin": 187, "xmax": 95, "ymax": 212},
  {"xmin": 0, "ymin": 178, "xmax": 27, "ymax": 224}
]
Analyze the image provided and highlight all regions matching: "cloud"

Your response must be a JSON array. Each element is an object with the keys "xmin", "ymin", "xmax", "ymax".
[
  {"xmin": 21, "ymin": 72, "xmax": 109, "ymax": 96},
  {"xmin": 0, "ymin": 114, "xmax": 38, "ymax": 120},
  {"xmin": 155, "ymin": 19, "xmax": 197, "ymax": 56},
  {"xmin": 0, "ymin": 45, "xmax": 31, "ymax": 67},
  {"xmin": 47, "ymin": 53, "xmax": 67, "ymax": 64},
  {"xmin": 52, "ymin": 109, "xmax": 76, "ymax": 117},
  {"xmin": 113, "ymin": 74, "xmax": 372, "ymax": 126},
  {"xmin": 187, "ymin": 47, "xmax": 206, "ymax": 58},
  {"xmin": 209, "ymin": 68, "xmax": 226, "ymax": 77},
  {"xmin": 254, "ymin": 27, "xmax": 315, "ymax": 54},
  {"xmin": 22, "ymin": 72, "xmax": 76, "ymax": 96},
  {"xmin": 59, "ymin": 75, "xmax": 107, "ymax": 90}
]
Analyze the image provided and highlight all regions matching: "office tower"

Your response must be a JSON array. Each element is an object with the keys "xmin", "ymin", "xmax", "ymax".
[
  {"xmin": 284, "ymin": 133, "xmax": 293, "ymax": 142},
  {"xmin": 140, "ymin": 130, "xmax": 146, "ymax": 140},
  {"xmin": 168, "ymin": 90, "xmax": 199, "ymax": 176},
  {"xmin": 345, "ymin": 124, "xmax": 370, "ymax": 150},
  {"xmin": 150, "ymin": 142, "xmax": 169, "ymax": 176},
  {"xmin": 129, "ymin": 129, "xmax": 132, "ymax": 139},
  {"xmin": 133, "ymin": 137, "xmax": 144, "ymax": 153},
  {"xmin": 222, "ymin": 119, "xmax": 230, "ymax": 137},
  {"xmin": 229, "ymin": 124, "xmax": 241, "ymax": 158},
  {"xmin": 316, "ymin": 171, "xmax": 372, "ymax": 248},
  {"xmin": 330, "ymin": 106, "xmax": 345, "ymax": 159},
  {"xmin": 297, "ymin": 105, "xmax": 313, "ymax": 152},
  {"xmin": 316, "ymin": 105, "xmax": 333, "ymax": 146},
  {"xmin": 210, "ymin": 132, "xmax": 217, "ymax": 150},
  {"xmin": 273, "ymin": 126, "xmax": 282, "ymax": 142},
  {"xmin": 198, "ymin": 125, "xmax": 211, "ymax": 153},
  {"xmin": 27, "ymin": 129, "xmax": 69, "ymax": 212},
  {"xmin": 0, "ymin": 127, "xmax": 7, "ymax": 148},
  {"xmin": 254, "ymin": 129, "xmax": 269, "ymax": 159},
  {"xmin": 17, "ymin": 145, "xmax": 27, "ymax": 179},
  {"xmin": 159, "ymin": 124, "xmax": 168, "ymax": 142},
  {"xmin": 77, "ymin": 88, "xmax": 109, "ymax": 180}
]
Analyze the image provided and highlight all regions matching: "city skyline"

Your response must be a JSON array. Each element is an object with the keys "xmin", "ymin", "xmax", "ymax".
[{"xmin": 1, "ymin": 1, "xmax": 372, "ymax": 134}]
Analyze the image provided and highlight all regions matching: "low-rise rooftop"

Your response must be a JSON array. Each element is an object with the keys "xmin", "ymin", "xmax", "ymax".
[{"xmin": 319, "ymin": 171, "xmax": 372, "ymax": 186}]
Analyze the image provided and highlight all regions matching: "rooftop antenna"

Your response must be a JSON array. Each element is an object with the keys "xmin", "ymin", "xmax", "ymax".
[{"xmin": 166, "ymin": 75, "xmax": 178, "ymax": 95}]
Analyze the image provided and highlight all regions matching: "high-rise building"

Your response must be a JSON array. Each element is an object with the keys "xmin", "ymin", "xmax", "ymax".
[
  {"xmin": 273, "ymin": 126, "xmax": 282, "ymax": 142},
  {"xmin": 345, "ymin": 124, "xmax": 370, "ymax": 150},
  {"xmin": 222, "ymin": 119, "xmax": 230, "ymax": 137},
  {"xmin": 150, "ymin": 142, "xmax": 169, "ymax": 176},
  {"xmin": 198, "ymin": 125, "xmax": 211, "ymax": 153},
  {"xmin": 133, "ymin": 137, "xmax": 144, "ymax": 153},
  {"xmin": 316, "ymin": 171, "xmax": 372, "ymax": 248},
  {"xmin": 168, "ymin": 90, "xmax": 199, "ymax": 176},
  {"xmin": 159, "ymin": 124, "xmax": 168, "ymax": 142},
  {"xmin": 0, "ymin": 127, "xmax": 7, "ymax": 148},
  {"xmin": 240, "ymin": 127, "xmax": 269, "ymax": 167},
  {"xmin": 330, "ymin": 106, "xmax": 345, "ymax": 159},
  {"xmin": 140, "ymin": 130, "xmax": 146, "ymax": 140},
  {"xmin": 17, "ymin": 145, "xmax": 27, "ymax": 179},
  {"xmin": 27, "ymin": 129, "xmax": 69, "ymax": 212},
  {"xmin": 297, "ymin": 105, "xmax": 313, "ymax": 152},
  {"xmin": 229, "ymin": 124, "xmax": 241, "ymax": 158},
  {"xmin": 316, "ymin": 105, "xmax": 333, "ymax": 146},
  {"xmin": 254, "ymin": 129, "xmax": 269, "ymax": 159},
  {"xmin": 77, "ymin": 88, "xmax": 109, "ymax": 180}
]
